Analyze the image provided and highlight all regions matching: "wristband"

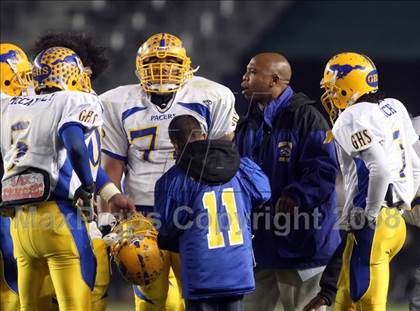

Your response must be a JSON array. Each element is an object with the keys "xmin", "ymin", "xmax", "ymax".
[{"xmin": 99, "ymin": 182, "xmax": 121, "ymax": 203}]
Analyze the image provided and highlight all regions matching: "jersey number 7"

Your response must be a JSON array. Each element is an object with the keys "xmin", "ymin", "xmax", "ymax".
[{"xmin": 129, "ymin": 126, "xmax": 158, "ymax": 161}]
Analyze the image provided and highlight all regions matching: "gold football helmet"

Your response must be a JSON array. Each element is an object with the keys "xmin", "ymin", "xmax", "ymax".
[
  {"xmin": 106, "ymin": 214, "xmax": 164, "ymax": 286},
  {"xmin": 136, "ymin": 33, "xmax": 192, "ymax": 93},
  {"xmin": 320, "ymin": 52, "xmax": 378, "ymax": 123},
  {"xmin": 0, "ymin": 43, "xmax": 33, "ymax": 96},
  {"xmin": 32, "ymin": 46, "xmax": 92, "ymax": 93}
]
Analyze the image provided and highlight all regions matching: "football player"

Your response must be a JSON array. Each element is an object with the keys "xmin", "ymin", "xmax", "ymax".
[
  {"xmin": 31, "ymin": 32, "xmax": 112, "ymax": 311},
  {"xmin": 405, "ymin": 117, "xmax": 420, "ymax": 311},
  {"xmin": 1, "ymin": 46, "xmax": 133, "ymax": 310},
  {"xmin": 155, "ymin": 115, "xmax": 271, "ymax": 311},
  {"xmin": 314, "ymin": 52, "xmax": 418, "ymax": 310},
  {"xmin": 0, "ymin": 42, "xmax": 32, "ymax": 311},
  {"xmin": 99, "ymin": 33, "xmax": 238, "ymax": 310}
]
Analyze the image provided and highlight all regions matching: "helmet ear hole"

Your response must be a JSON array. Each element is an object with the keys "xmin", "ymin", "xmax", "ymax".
[
  {"xmin": 341, "ymin": 90, "xmax": 347, "ymax": 96},
  {"xmin": 4, "ymin": 80, "xmax": 11, "ymax": 86}
]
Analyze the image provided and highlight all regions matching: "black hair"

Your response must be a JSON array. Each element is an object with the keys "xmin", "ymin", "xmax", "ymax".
[
  {"xmin": 31, "ymin": 32, "xmax": 108, "ymax": 81},
  {"xmin": 356, "ymin": 90, "xmax": 386, "ymax": 104},
  {"xmin": 168, "ymin": 115, "xmax": 203, "ymax": 147}
]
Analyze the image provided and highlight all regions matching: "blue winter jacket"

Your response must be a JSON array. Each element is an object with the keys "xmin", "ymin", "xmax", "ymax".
[
  {"xmin": 155, "ymin": 140, "xmax": 271, "ymax": 299},
  {"xmin": 235, "ymin": 87, "xmax": 340, "ymax": 269}
]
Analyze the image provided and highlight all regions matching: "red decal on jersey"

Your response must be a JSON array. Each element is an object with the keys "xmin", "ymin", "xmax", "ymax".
[{"xmin": 2, "ymin": 173, "xmax": 45, "ymax": 202}]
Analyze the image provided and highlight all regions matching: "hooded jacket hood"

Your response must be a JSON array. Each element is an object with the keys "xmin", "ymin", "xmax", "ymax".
[{"xmin": 176, "ymin": 140, "xmax": 240, "ymax": 185}]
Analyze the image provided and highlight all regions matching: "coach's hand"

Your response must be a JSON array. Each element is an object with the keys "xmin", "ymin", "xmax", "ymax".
[
  {"xmin": 303, "ymin": 294, "xmax": 328, "ymax": 311},
  {"xmin": 73, "ymin": 183, "xmax": 95, "ymax": 221},
  {"xmin": 108, "ymin": 193, "xmax": 136, "ymax": 215},
  {"xmin": 275, "ymin": 195, "xmax": 297, "ymax": 214}
]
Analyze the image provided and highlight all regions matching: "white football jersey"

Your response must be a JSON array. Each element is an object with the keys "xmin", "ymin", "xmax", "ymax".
[
  {"xmin": 1, "ymin": 92, "xmax": 12, "ymax": 111},
  {"xmin": 333, "ymin": 99, "xmax": 417, "ymax": 223},
  {"xmin": 1, "ymin": 91, "xmax": 11, "ymax": 100},
  {"xmin": 101, "ymin": 76, "xmax": 238, "ymax": 206},
  {"xmin": 1, "ymin": 92, "xmax": 12, "ymax": 151},
  {"xmin": 379, "ymin": 98, "xmax": 418, "ymax": 207},
  {"xmin": 411, "ymin": 116, "xmax": 420, "ymax": 155},
  {"xmin": 1, "ymin": 91, "xmax": 103, "ymax": 199},
  {"xmin": 403, "ymin": 116, "xmax": 420, "ymax": 226}
]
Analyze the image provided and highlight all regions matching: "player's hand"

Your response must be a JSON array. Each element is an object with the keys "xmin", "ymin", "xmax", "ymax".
[
  {"xmin": 108, "ymin": 193, "xmax": 136, "ymax": 216},
  {"xmin": 73, "ymin": 183, "xmax": 95, "ymax": 221},
  {"xmin": 275, "ymin": 195, "xmax": 297, "ymax": 214},
  {"xmin": 303, "ymin": 294, "xmax": 328, "ymax": 311}
]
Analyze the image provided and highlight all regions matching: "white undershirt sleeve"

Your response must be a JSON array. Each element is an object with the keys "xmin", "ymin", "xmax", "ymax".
[{"xmin": 359, "ymin": 143, "xmax": 391, "ymax": 220}]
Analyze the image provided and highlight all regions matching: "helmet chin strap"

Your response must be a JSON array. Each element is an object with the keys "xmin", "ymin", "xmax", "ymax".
[
  {"xmin": 190, "ymin": 65, "xmax": 200, "ymax": 74},
  {"xmin": 348, "ymin": 92, "xmax": 360, "ymax": 106}
]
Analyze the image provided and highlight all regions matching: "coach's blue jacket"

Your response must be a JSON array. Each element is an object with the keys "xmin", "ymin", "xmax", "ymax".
[{"xmin": 235, "ymin": 87, "xmax": 340, "ymax": 269}]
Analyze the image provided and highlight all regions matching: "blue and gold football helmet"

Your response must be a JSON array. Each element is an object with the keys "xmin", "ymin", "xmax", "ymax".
[
  {"xmin": 321, "ymin": 52, "xmax": 379, "ymax": 123},
  {"xmin": 105, "ymin": 214, "xmax": 164, "ymax": 286},
  {"xmin": 136, "ymin": 33, "xmax": 193, "ymax": 93},
  {"xmin": 32, "ymin": 46, "xmax": 92, "ymax": 93},
  {"xmin": 0, "ymin": 43, "xmax": 33, "ymax": 96}
]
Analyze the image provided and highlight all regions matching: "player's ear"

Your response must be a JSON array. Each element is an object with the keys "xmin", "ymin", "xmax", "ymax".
[{"xmin": 171, "ymin": 140, "xmax": 180, "ymax": 153}]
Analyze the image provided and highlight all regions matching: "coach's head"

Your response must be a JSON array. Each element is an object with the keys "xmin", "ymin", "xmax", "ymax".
[{"xmin": 241, "ymin": 53, "xmax": 291, "ymax": 107}]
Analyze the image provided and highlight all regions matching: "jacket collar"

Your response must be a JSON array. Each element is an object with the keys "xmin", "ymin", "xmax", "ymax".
[{"xmin": 263, "ymin": 86, "xmax": 294, "ymax": 129}]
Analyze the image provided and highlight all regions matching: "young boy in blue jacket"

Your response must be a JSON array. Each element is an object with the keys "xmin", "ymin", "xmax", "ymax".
[{"xmin": 154, "ymin": 114, "xmax": 271, "ymax": 311}]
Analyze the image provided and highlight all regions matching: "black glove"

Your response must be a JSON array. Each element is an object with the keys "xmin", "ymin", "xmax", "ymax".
[
  {"xmin": 73, "ymin": 183, "xmax": 95, "ymax": 221},
  {"xmin": 348, "ymin": 208, "xmax": 375, "ymax": 231}
]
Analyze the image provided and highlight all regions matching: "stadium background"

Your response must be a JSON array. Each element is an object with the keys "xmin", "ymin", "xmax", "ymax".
[{"xmin": 1, "ymin": 1, "xmax": 419, "ymax": 309}]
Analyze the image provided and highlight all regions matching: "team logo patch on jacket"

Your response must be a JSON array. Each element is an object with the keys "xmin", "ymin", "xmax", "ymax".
[{"xmin": 278, "ymin": 141, "xmax": 292, "ymax": 162}]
